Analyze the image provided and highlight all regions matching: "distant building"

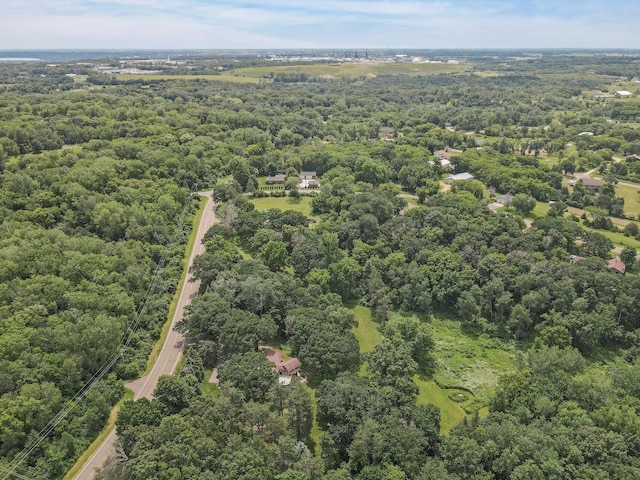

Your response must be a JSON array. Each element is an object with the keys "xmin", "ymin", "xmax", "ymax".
[
  {"xmin": 578, "ymin": 178, "xmax": 605, "ymax": 192},
  {"xmin": 266, "ymin": 174, "xmax": 286, "ymax": 185},
  {"xmin": 299, "ymin": 171, "xmax": 319, "ymax": 189},
  {"xmin": 616, "ymin": 90, "xmax": 633, "ymax": 97},
  {"xmin": 569, "ymin": 254, "xmax": 586, "ymax": 264},
  {"xmin": 435, "ymin": 150, "xmax": 455, "ymax": 169},
  {"xmin": 578, "ymin": 131, "xmax": 594, "ymax": 136},
  {"xmin": 608, "ymin": 257, "xmax": 626, "ymax": 275},
  {"xmin": 445, "ymin": 172, "xmax": 474, "ymax": 184}
]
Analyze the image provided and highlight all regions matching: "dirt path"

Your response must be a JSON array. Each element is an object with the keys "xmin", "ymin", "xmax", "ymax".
[{"xmin": 72, "ymin": 191, "xmax": 217, "ymax": 480}]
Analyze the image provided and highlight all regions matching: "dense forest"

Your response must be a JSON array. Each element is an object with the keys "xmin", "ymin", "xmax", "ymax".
[{"xmin": 1, "ymin": 53, "xmax": 640, "ymax": 479}]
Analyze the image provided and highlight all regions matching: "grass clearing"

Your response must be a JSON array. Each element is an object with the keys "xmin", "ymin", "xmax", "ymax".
[
  {"xmin": 581, "ymin": 223, "xmax": 640, "ymax": 250},
  {"xmin": 116, "ymin": 74, "xmax": 261, "ymax": 83},
  {"xmin": 250, "ymin": 196, "xmax": 316, "ymax": 217},
  {"xmin": 348, "ymin": 304, "xmax": 383, "ymax": 377},
  {"xmin": 413, "ymin": 376, "xmax": 467, "ymax": 433},
  {"xmin": 346, "ymin": 306, "xmax": 516, "ymax": 433},
  {"xmin": 427, "ymin": 316, "xmax": 517, "ymax": 404},
  {"xmin": 615, "ymin": 183, "xmax": 640, "ymax": 218},
  {"xmin": 227, "ymin": 62, "xmax": 467, "ymax": 80},
  {"xmin": 201, "ymin": 369, "xmax": 220, "ymax": 399},
  {"xmin": 532, "ymin": 201, "xmax": 551, "ymax": 217},
  {"xmin": 349, "ymin": 305, "xmax": 383, "ymax": 354}
]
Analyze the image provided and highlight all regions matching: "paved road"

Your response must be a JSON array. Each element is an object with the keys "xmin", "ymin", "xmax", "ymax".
[{"xmin": 73, "ymin": 191, "xmax": 216, "ymax": 480}]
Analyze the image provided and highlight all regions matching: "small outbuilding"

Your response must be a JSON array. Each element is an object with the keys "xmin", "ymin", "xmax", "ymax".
[
  {"xmin": 496, "ymin": 194, "xmax": 514, "ymax": 206},
  {"xmin": 445, "ymin": 172, "xmax": 474, "ymax": 184},
  {"xmin": 608, "ymin": 257, "xmax": 626, "ymax": 275}
]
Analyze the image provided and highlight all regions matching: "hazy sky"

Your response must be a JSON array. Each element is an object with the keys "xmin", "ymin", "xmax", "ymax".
[{"xmin": 1, "ymin": 0, "xmax": 638, "ymax": 50}]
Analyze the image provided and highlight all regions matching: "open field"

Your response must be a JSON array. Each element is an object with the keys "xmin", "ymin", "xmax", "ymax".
[
  {"xmin": 349, "ymin": 304, "xmax": 383, "ymax": 377},
  {"xmin": 616, "ymin": 183, "xmax": 640, "ymax": 218},
  {"xmin": 413, "ymin": 376, "xmax": 467, "ymax": 432},
  {"xmin": 423, "ymin": 316, "xmax": 517, "ymax": 405},
  {"xmin": 226, "ymin": 61, "xmax": 468, "ymax": 80},
  {"xmin": 516, "ymin": 201, "xmax": 640, "ymax": 251},
  {"xmin": 250, "ymin": 196, "xmax": 316, "ymax": 217},
  {"xmin": 350, "ymin": 307, "xmax": 516, "ymax": 433},
  {"xmin": 350, "ymin": 305, "xmax": 383, "ymax": 354},
  {"xmin": 116, "ymin": 74, "xmax": 261, "ymax": 83}
]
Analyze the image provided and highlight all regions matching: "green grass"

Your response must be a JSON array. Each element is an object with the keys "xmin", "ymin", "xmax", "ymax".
[
  {"xmin": 250, "ymin": 196, "xmax": 316, "ymax": 217},
  {"xmin": 427, "ymin": 317, "xmax": 517, "ymax": 404},
  {"xmin": 413, "ymin": 376, "xmax": 467, "ymax": 433},
  {"xmin": 346, "ymin": 306, "xmax": 515, "ymax": 433},
  {"xmin": 201, "ymin": 370, "xmax": 220, "ymax": 399},
  {"xmin": 527, "ymin": 201, "xmax": 640, "ymax": 250},
  {"xmin": 216, "ymin": 174, "xmax": 233, "ymax": 185},
  {"xmin": 116, "ymin": 73, "xmax": 261, "ymax": 83},
  {"xmin": 63, "ymin": 388, "xmax": 134, "ymax": 480},
  {"xmin": 580, "ymin": 223, "xmax": 640, "ymax": 250},
  {"xmin": 615, "ymin": 183, "xmax": 640, "ymax": 218},
  {"xmin": 532, "ymin": 201, "xmax": 551, "ymax": 217},
  {"xmin": 349, "ymin": 305, "xmax": 383, "ymax": 354},
  {"xmin": 226, "ymin": 62, "xmax": 468, "ymax": 80},
  {"xmin": 349, "ymin": 305, "xmax": 384, "ymax": 377}
]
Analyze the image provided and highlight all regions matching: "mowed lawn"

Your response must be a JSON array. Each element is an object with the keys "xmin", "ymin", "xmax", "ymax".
[
  {"xmin": 615, "ymin": 183, "xmax": 640, "ymax": 218},
  {"xmin": 349, "ymin": 305, "xmax": 383, "ymax": 377},
  {"xmin": 250, "ymin": 196, "xmax": 316, "ymax": 217},
  {"xmin": 349, "ymin": 305, "xmax": 383, "ymax": 354},
  {"xmin": 413, "ymin": 376, "xmax": 467, "ymax": 433}
]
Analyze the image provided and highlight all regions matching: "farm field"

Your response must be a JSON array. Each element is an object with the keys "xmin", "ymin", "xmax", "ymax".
[
  {"xmin": 226, "ymin": 61, "xmax": 468, "ymax": 80},
  {"xmin": 117, "ymin": 73, "xmax": 261, "ymax": 83}
]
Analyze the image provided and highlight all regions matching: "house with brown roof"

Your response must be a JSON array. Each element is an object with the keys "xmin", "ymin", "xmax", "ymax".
[
  {"xmin": 263, "ymin": 348, "xmax": 303, "ymax": 382},
  {"xmin": 435, "ymin": 150, "xmax": 454, "ymax": 161},
  {"xmin": 578, "ymin": 178, "xmax": 605, "ymax": 192},
  {"xmin": 608, "ymin": 257, "xmax": 626, "ymax": 275},
  {"xmin": 279, "ymin": 358, "xmax": 302, "ymax": 376},
  {"xmin": 266, "ymin": 174, "xmax": 286, "ymax": 184}
]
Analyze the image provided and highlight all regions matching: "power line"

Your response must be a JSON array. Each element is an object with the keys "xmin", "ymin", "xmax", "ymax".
[
  {"xmin": 0, "ymin": 466, "xmax": 34, "ymax": 480},
  {"xmin": 1, "ymin": 186, "xmax": 199, "ymax": 480}
]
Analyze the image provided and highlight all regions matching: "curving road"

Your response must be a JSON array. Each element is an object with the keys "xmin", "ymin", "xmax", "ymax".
[{"xmin": 72, "ymin": 191, "xmax": 216, "ymax": 480}]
